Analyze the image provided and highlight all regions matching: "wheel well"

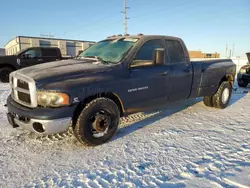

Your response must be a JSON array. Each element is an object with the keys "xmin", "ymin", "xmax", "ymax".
[
  {"xmin": 72, "ymin": 92, "xmax": 124, "ymax": 127},
  {"xmin": 219, "ymin": 74, "xmax": 234, "ymax": 86},
  {"xmin": 0, "ymin": 64, "xmax": 16, "ymax": 71}
]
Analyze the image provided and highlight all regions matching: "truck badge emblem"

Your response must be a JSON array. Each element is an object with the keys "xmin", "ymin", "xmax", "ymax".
[
  {"xmin": 73, "ymin": 97, "xmax": 80, "ymax": 103},
  {"xmin": 17, "ymin": 58, "xmax": 20, "ymax": 65}
]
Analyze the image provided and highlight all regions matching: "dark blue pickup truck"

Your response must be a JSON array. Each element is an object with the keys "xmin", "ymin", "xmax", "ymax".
[{"xmin": 7, "ymin": 35, "xmax": 236, "ymax": 146}]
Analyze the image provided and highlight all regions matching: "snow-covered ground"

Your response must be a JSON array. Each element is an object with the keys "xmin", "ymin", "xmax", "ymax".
[{"xmin": 0, "ymin": 83, "xmax": 250, "ymax": 188}]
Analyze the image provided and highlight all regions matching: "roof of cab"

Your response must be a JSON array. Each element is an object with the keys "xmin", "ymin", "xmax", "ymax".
[{"xmin": 106, "ymin": 34, "xmax": 182, "ymax": 41}]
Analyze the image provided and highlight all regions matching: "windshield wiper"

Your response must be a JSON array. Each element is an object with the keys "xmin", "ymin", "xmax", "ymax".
[{"xmin": 82, "ymin": 56, "xmax": 111, "ymax": 64}]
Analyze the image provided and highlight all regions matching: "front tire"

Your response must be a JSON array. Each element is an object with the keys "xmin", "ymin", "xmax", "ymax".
[
  {"xmin": 0, "ymin": 67, "xmax": 14, "ymax": 83},
  {"xmin": 212, "ymin": 81, "xmax": 232, "ymax": 109},
  {"xmin": 73, "ymin": 98, "xmax": 120, "ymax": 146}
]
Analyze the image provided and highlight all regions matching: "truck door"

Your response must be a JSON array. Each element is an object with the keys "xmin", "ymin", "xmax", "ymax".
[
  {"xmin": 166, "ymin": 40, "xmax": 193, "ymax": 101},
  {"xmin": 128, "ymin": 39, "xmax": 170, "ymax": 106},
  {"xmin": 19, "ymin": 48, "xmax": 42, "ymax": 68},
  {"xmin": 41, "ymin": 48, "xmax": 60, "ymax": 63}
]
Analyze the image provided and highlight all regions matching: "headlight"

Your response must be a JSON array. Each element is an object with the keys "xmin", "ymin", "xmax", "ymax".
[
  {"xmin": 37, "ymin": 91, "xmax": 70, "ymax": 107},
  {"xmin": 240, "ymin": 69, "xmax": 246, "ymax": 74}
]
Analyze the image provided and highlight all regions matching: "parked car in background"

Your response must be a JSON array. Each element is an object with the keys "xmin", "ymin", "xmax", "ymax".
[
  {"xmin": 7, "ymin": 34, "xmax": 236, "ymax": 146},
  {"xmin": 237, "ymin": 52, "xmax": 250, "ymax": 87},
  {"xmin": 0, "ymin": 47, "xmax": 70, "ymax": 82}
]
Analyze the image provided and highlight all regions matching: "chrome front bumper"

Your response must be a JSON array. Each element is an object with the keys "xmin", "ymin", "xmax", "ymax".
[{"xmin": 13, "ymin": 116, "xmax": 71, "ymax": 135}]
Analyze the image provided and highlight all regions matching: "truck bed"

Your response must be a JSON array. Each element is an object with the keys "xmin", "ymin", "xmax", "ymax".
[{"xmin": 190, "ymin": 59, "xmax": 236, "ymax": 98}]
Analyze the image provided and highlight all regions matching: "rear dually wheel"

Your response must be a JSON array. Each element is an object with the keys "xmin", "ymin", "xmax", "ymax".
[{"xmin": 212, "ymin": 81, "xmax": 232, "ymax": 109}]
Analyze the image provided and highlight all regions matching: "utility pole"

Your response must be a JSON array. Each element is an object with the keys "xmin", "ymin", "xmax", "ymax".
[
  {"xmin": 225, "ymin": 44, "xmax": 228, "ymax": 58},
  {"xmin": 121, "ymin": 0, "xmax": 129, "ymax": 35},
  {"xmin": 232, "ymin": 43, "xmax": 235, "ymax": 57}
]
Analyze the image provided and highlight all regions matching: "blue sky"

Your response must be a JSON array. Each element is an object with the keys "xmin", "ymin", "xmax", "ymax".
[{"xmin": 0, "ymin": 0, "xmax": 249, "ymax": 57}]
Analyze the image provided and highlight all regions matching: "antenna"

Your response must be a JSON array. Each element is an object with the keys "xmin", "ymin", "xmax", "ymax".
[
  {"xmin": 40, "ymin": 32, "xmax": 55, "ymax": 39},
  {"xmin": 121, "ymin": 0, "xmax": 130, "ymax": 35}
]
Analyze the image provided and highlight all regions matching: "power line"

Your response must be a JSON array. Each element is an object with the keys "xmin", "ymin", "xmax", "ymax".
[
  {"xmin": 131, "ymin": 0, "xmax": 198, "ymax": 20},
  {"xmin": 62, "ymin": 0, "xmax": 120, "ymax": 37}
]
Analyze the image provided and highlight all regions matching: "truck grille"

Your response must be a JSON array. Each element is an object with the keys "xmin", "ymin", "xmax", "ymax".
[
  {"xmin": 17, "ymin": 80, "xmax": 29, "ymax": 90},
  {"xmin": 17, "ymin": 92, "xmax": 31, "ymax": 103},
  {"xmin": 10, "ymin": 72, "xmax": 37, "ymax": 108}
]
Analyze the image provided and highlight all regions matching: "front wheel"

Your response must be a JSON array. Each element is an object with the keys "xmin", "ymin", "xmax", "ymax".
[
  {"xmin": 212, "ymin": 81, "xmax": 232, "ymax": 109},
  {"xmin": 73, "ymin": 98, "xmax": 120, "ymax": 146},
  {"xmin": 0, "ymin": 67, "xmax": 14, "ymax": 83}
]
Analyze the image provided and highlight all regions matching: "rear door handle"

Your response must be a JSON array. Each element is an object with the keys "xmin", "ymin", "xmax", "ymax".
[
  {"xmin": 184, "ymin": 68, "xmax": 191, "ymax": 73},
  {"xmin": 184, "ymin": 63, "xmax": 192, "ymax": 72},
  {"xmin": 38, "ymin": 58, "xmax": 43, "ymax": 62},
  {"xmin": 159, "ymin": 71, "xmax": 168, "ymax": 76}
]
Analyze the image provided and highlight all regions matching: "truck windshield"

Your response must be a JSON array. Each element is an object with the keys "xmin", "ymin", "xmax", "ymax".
[{"xmin": 78, "ymin": 38, "xmax": 138, "ymax": 63}]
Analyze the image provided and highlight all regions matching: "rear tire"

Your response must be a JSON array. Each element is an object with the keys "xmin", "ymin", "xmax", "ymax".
[
  {"xmin": 238, "ymin": 80, "xmax": 248, "ymax": 88},
  {"xmin": 73, "ymin": 98, "xmax": 120, "ymax": 146},
  {"xmin": 203, "ymin": 96, "xmax": 214, "ymax": 107},
  {"xmin": 212, "ymin": 81, "xmax": 232, "ymax": 109},
  {"xmin": 0, "ymin": 67, "xmax": 14, "ymax": 83}
]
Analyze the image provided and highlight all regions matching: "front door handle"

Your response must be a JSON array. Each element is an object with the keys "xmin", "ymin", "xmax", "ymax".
[
  {"xmin": 38, "ymin": 58, "xmax": 43, "ymax": 62},
  {"xmin": 159, "ymin": 71, "xmax": 168, "ymax": 76}
]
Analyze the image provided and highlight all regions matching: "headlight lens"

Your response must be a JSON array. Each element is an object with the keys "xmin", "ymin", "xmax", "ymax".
[
  {"xmin": 37, "ymin": 91, "xmax": 70, "ymax": 107},
  {"xmin": 240, "ymin": 69, "xmax": 246, "ymax": 74}
]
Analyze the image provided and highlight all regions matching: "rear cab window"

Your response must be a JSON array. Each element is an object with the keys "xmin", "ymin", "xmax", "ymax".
[
  {"xmin": 165, "ymin": 40, "xmax": 185, "ymax": 63},
  {"xmin": 42, "ymin": 48, "xmax": 58, "ymax": 57}
]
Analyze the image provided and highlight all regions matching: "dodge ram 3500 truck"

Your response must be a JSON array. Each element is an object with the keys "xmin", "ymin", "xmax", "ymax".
[
  {"xmin": 7, "ymin": 35, "xmax": 236, "ymax": 146},
  {"xmin": 0, "ymin": 47, "xmax": 68, "ymax": 83}
]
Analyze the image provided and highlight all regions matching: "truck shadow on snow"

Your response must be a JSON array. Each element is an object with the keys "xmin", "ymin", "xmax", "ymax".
[{"xmin": 113, "ymin": 93, "xmax": 247, "ymax": 141}]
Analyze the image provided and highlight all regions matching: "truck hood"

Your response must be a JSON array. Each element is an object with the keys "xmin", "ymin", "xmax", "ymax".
[
  {"xmin": 0, "ymin": 55, "xmax": 18, "ymax": 64},
  {"xmin": 16, "ymin": 59, "xmax": 119, "ymax": 85}
]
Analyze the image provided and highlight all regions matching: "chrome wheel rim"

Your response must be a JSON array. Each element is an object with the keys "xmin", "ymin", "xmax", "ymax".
[{"xmin": 222, "ymin": 88, "xmax": 230, "ymax": 104}]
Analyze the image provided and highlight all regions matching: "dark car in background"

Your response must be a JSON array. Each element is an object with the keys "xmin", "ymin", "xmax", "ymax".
[
  {"xmin": 237, "ymin": 52, "xmax": 250, "ymax": 87},
  {"xmin": 0, "ymin": 47, "xmax": 70, "ymax": 82}
]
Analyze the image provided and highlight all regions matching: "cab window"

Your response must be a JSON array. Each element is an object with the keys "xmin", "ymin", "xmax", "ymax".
[
  {"xmin": 24, "ymin": 49, "xmax": 41, "ymax": 58},
  {"xmin": 131, "ymin": 39, "xmax": 163, "ymax": 67},
  {"xmin": 42, "ymin": 48, "xmax": 58, "ymax": 57}
]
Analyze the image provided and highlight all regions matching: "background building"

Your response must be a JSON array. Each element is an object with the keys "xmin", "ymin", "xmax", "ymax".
[
  {"xmin": 5, "ymin": 36, "xmax": 95, "ymax": 57},
  {"xmin": 189, "ymin": 51, "xmax": 220, "ymax": 58},
  {"xmin": 0, "ymin": 48, "xmax": 5, "ymax": 56}
]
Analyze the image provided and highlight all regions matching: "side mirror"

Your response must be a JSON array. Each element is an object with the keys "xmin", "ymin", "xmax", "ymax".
[
  {"xmin": 21, "ymin": 54, "xmax": 26, "ymax": 59},
  {"xmin": 78, "ymin": 50, "xmax": 83, "ymax": 55},
  {"xmin": 153, "ymin": 48, "xmax": 165, "ymax": 65},
  {"xmin": 21, "ymin": 53, "xmax": 30, "ymax": 59}
]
